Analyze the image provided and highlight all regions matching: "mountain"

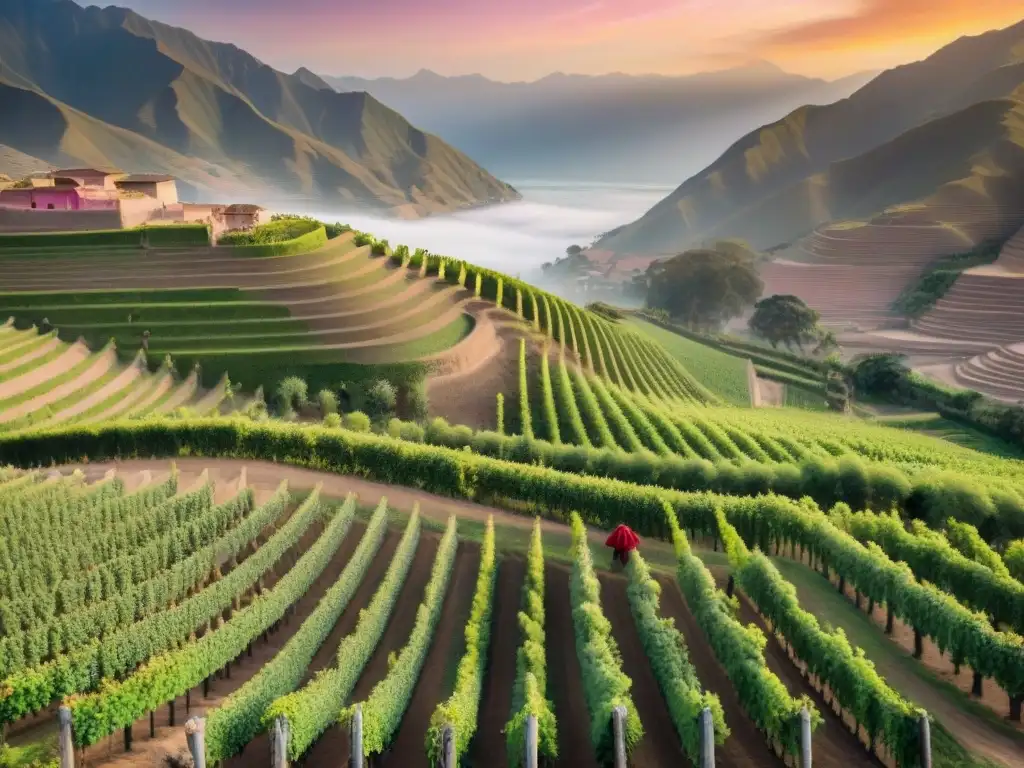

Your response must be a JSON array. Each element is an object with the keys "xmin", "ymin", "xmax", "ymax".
[
  {"xmin": 323, "ymin": 64, "xmax": 878, "ymax": 184},
  {"xmin": 0, "ymin": 0, "xmax": 518, "ymax": 215},
  {"xmin": 596, "ymin": 19, "xmax": 1024, "ymax": 254},
  {"xmin": 0, "ymin": 144, "xmax": 49, "ymax": 178}
]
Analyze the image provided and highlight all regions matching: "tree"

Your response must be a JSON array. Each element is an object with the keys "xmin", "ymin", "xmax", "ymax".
[
  {"xmin": 275, "ymin": 376, "xmax": 308, "ymax": 416},
  {"xmin": 566, "ymin": 244, "xmax": 584, "ymax": 258},
  {"xmin": 644, "ymin": 247, "xmax": 763, "ymax": 330},
  {"xmin": 365, "ymin": 379, "xmax": 398, "ymax": 419},
  {"xmin": 851, "ymin": 354, "xmax": 908, "ymax": 396},
  {"xmin": 317, "ymin": 389, "xmax": 339, "ymax": 418},
  {"xmin": 749, "ymin": 295, "xmax": 822, "ymax": 350}
]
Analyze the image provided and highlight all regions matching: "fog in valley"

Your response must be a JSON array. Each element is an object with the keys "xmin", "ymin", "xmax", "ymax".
[{"xmin": 288, "ymin": 180, "xmax": 673, "ymax": 284}]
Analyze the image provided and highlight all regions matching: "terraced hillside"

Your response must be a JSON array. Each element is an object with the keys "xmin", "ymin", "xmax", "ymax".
[
  {"xmin": 0, "ymin": 435, "xmax": 1020, "ymax": 768},
  {"xmin": 761, "ymin": 204, "xmax": 1024, "ymax": 332},
  {"xmin": 0, "ymin": 230, "xmax": 724, "ymax": 433},
  {"xmin": 0, "ymin": 321, "xmax": 227, "ymax": 430},
  {"xmin": 0, "ymin": 232, "xmax": 478, "ymax": 394},
  {"xmin": 914, "ymin": 225, "xmax": 1024, "ymax": 345}
]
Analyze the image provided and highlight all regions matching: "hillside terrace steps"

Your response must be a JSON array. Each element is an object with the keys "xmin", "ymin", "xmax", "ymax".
[
  {"xmin": 759, "ymin": 220, "xmax": 977, "ymax": 330},
  {"xmin": 954, "ymin": 343, "xmax": 1024, "ymax": 402},
  {"xmin": 912, "ymin": 227, "xmax": 1024, "ymax": 344},
  {"xmin": 837, "ymin": 330, "xmax": 996, "ymax": 356},
  {"xmin": 994, "ymin": 226, "xmax": 1024, "ymax": 272}
]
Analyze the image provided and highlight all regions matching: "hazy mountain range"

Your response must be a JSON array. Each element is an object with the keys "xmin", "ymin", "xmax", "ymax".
[
  {"xmin": 0, "ymin": 0, "xmax": 518, "ymax": 215},
  {"xmin": 322, "ymin": 65, "xmax": 878, "ymax": 185},
  {"xmin": 597, "ymin": 19, "xmax": 1024, "ymax": 254}
]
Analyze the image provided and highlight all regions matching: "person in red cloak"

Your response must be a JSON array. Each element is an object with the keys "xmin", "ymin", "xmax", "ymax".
[{"xmin": 606, "ymin": 524, "xmax": 640, "ymax": 567}]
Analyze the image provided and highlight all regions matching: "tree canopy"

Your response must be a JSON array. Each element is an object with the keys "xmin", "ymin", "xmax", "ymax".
[
  {"xmin": 749, "ymin": 294, "xmax": 823, "ymax": 350},
  {"xmin": 644, "ymin": 246, "xmax": 763, "ymax": 330}
]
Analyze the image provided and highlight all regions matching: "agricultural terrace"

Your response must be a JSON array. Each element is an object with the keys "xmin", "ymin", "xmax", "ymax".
[
  {"xmin": 0, "ymin": 321, "xmax": 234, "ymax": 431},
  {"xmin": 0, "ymin": 421, "xmax": 1021, "ymax": 767},
  {"xmin": 0, "ymin": 225, "xmax": 721, "ymax": 432},
  {"xmin": 0, "ymin": 224, "xmax": 1023, "ymax": 767}
]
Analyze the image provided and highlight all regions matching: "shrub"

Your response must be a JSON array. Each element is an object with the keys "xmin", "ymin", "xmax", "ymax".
[
  {"xmin": 317, "ymin": 389, "xmax": 339, "ymax": 418},
  {"xmin": 275, "ymin": 377, "xmax": 308, "ymax": 415},
  {"xmin": 343, "ymin": 411, "xmax": 371, "ymax": 432},
  {"xmin": 323, "ymin": 413, "xmax": 342, "ymax": 429},
  {"xmin": 399, "ymin": 421, "xmax": 425, "ymax": 443},
  {"xmin": 218, "ymin": 218, "xmax": 319, "ymax": 246},
  {"xmin": 406, "ymin": 381, "xmax": 429, "ymax": 421},
  {"xmin": 365, "ymin": 379, "xmax": 398, "ymax": 419}
]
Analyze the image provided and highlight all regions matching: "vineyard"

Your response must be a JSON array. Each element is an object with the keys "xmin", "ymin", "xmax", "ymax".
[
  {"xmin": 0, "ymin": 227, "xmax": 1023, "ymax": 768},
  {"xmin": 0, "ymin": 322, "xmax": 235, "ymax": 431},
  {"xmin": 0, "ymin": 419, "xmax": 1019, "ymax": 768}
]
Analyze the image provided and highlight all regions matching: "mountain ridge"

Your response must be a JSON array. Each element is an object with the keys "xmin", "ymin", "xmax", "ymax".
[
  {"xmin": 0, "ymin": 0, "xmax": 518, "ymax": 214},
  {"xmin": 595, "ymin": 17, "xmax": 1024, "ymax": 254},
  {"xmin": 322, "ymin": 63, "xmax": 879, "ymax": 184}
]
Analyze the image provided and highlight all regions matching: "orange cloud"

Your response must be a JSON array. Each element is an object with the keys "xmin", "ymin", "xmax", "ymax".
[{"xmin": 757, "ymin": 0, "xmax": 1022, "ymax": 53}]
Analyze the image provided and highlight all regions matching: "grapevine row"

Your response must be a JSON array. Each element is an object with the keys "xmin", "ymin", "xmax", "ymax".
[
  {"xmin": 427, "ymin": 515, "xmax": 496, "ymax": 761},
  {"xmin": 205, "ymin": 495, "xmax": 389, "ymax": 761},
  {"xmin": 0, "ymin": 482, "xmax": 317, "ymax": 725},
  {"xmin": 716, "ymin": 510, "xmax": 926, "ymax": 765},
  {"xmin": 568, "ymin": 512, "xmax": 642, "ymax": 763},
  {"xmin": 0, "ymin": 488, "xmax": 254, "ymax": 675},
  {"xmin": 265, "ymin": 504, "xmax": 422, "ymax": 760},
  {"xmin": 624, "ymin": 550, "xmax": 727, "ymax": 761},
  {"xmin": 506, "ymin": 518, "xmax": 558, "ymax": 764},
  {"xmin": 665, "ymin": 502, "xmax": 816, "ymax": 757},
  {"xmin": 68, "ymin": 491, "xmax": 353, "ymax": 746},
  {"xmin": 349, "ymin": 514, "xmax": 459, "ymax": 757}
]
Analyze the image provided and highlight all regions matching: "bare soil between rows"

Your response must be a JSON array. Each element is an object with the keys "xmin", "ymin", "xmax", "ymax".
[
  {"xmin": 468, "ymin": 556, "xmax": 525, "ymax": 768},
  {"xmin": 300, "ymin": 532, "xmax": 440, "ymax": 767}
]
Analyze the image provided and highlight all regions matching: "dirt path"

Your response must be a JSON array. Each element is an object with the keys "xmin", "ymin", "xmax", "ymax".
[
  {"xmin": 469, "ymin": 557, "xmax": 525, "ymax": 768},
  {"xmin": 152, "ymin": 373, "xmax": 198, "ymax": 414},
  {"xmin": 381, "ymin": 543, "xmax": 481, "ymax": 765},
  {"xmin": 125, "ymin": 373, "xmax": 173, "ymax": 416},
  {"xmin": 192, "ymin": 379, "xmax": 228, "ymax": 415},
  {"xmin": 427, "ymin": 304, "xmax": 527, "ymax": 431},
  {"xmin": 654, "ymin": 575, "xmax": 782, "ymax": 767},
  {"xmin": 756, "ymin": 377, "xmax": 785, "ymax": 408},
  {"xmin": 76, "ymin": 505, "xmax": 362, "ymax": 768},
  {"xmin": 301, "ymin": 533, "xmax": 440, "ymax": 767},
  {"xmin": 598, "ymin": 573, "xmax": 683, "ymax": 766},
  {"xmin": 544, "ymin": 564, "xmax": 599, "ymax": 768},
  {"xmin": 39, "ymin": 359, "xmax": 141, "ymax": 426}
]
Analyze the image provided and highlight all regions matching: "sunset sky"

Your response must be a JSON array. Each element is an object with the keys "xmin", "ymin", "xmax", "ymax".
[{"xmin": 96, "ymin": 0, "xmax": 1023, "ymax": 80}]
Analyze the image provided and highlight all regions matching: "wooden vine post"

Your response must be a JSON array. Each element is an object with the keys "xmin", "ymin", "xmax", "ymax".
[
  {"xmin": 350, "ymin": 704, "xmax": 363, "ymax": 768},
  {"xmin": 270, "ymin": 715, "xmax": 290, "ymax": 768},
  {"xmin": 58, "ymin": 705, "xmax": 74, "ymax": 768},
  {"xmin": 525, "ymin": 714, "xmax": 539, "ymax": 768},
  {"xmin": 799, "ymin": 706, "xmax": 812, "ymax": 768},
  {"xmin": 699, "ymin": 706, "xmax": 716, "ymax": 768},
  {"xmin": 185, "ymin": 716, "xmax": 207, "ymax": 768},
  {"xmin": 612, "ymin": 705, "xmax": 627, "ymax": 768}
]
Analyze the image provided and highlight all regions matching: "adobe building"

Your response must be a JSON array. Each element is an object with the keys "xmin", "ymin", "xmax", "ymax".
[{"xmin": 0, "ymin": 167, "xmax": 270, "ymax": 235}]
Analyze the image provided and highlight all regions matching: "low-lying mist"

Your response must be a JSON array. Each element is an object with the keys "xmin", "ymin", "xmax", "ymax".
[{"xmin": 287, "ymin": 180, "xmax": 672, "ymax": 284}]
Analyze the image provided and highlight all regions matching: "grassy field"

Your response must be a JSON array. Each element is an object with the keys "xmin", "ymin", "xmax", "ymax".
[{"xmin": 625, "ymin": 317, "xmax": 751, "ymax": 405}]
